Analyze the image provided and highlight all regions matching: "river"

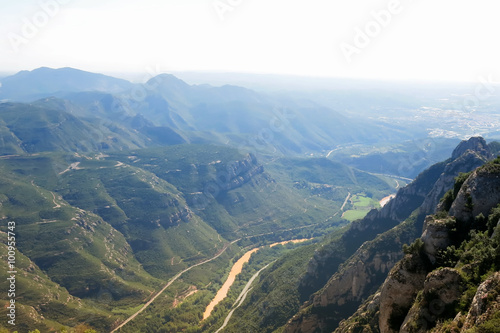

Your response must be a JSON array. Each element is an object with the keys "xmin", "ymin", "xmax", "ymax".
[{"xmin": 203, "ymin": 238, "xmax": 310, "ymax": 320}]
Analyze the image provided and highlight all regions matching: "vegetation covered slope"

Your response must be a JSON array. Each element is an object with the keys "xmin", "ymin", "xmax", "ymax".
[
  {"xmin": 217, "ymin": 137, "xmax": 491, "ymax": 333},
  {"xmin": 0, "ymin": 67, "xmax": 133, "ymax": 101},
  {"xmin": 335, "ymin": 159, "xmax": 500, "ymax": 332},
  {"xmin": 0, "ymin": 102, "xmax": 149, "ymax": 154},
  {"xmin": 1, "ymin": 67, "xmax": 490, "ymax": 333},
  {"xmin": 0, "ymin": 165, "xmax": 160, "ymax": 332},
  {"xmin": 0, "ymin": 67, "xmax": 422, "ymax": 157},
  {"xmin": 0, "ymin": 141, "xmax": 398, "ymax": 332}
]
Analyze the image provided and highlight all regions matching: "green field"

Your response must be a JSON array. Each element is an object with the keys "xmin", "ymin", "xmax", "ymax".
[{"xmin": 342, "ymin": 193, "xmax": 381, "ymax": 221}]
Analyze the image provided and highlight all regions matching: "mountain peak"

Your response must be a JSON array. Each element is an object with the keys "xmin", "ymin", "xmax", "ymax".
[
  {"xmin": 0, "ymin": 67, "xmax": 133, "ymax": 101},
  {"xmin": 451, "ymin": 136, "xmax": 490, "ymax": 160},
  {"xmin": 147, "ymin": 73, "xmax": 190, "ymax": 89}
]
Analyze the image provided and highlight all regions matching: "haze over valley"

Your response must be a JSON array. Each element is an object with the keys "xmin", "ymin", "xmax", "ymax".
[{"xmin": 1, "ymin": 1, "xmax": 500, "ymax": 333}]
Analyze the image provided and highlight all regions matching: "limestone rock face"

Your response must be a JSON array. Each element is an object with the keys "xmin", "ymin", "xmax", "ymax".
[
  {"xmin": 420, "ymin": 216, "xmax": 454, "ymax": 264},
  {"xmin": 399, "ymin": 268, "xmax": 463, "ymax": 333},
  {"xmin": 451, "ymin": 136, "xmax": 491, "ymax": 161},
  {"xmin": 323, "ymin": 139, "xmax": 500, "ymax": 333},
  {"xmin": 422, "ymin": 148, "xmax": 490, "ymax": 215},
  {"xmin": 423, "ymin": 268, "xmax": 463, "ymax": 305},
  {"xmin": 297, "ymin": 158, "xmax": 448, "ymax": 302},
  {"xmin": 449, "ymin": 164, "xmax": 500, "ymax": 222},
  {"xmin": 334, "ymin": 292, "xmax": 381, "ymax": 333},
  {"xmin": 220, "ymin": 153, "xmax": 265, "ymax": 191},
  {"xmin": 315, "ymin": 250, "xmax": 399, "ymax": 308},
  {"xmin": 285, "ymin": 313, "xmax": 323, "ymax": 333},
  {"xmin": 378, "ymin": 254, "xmax": 429, "ymax": 333},
  {"xmin": 163, "ymin": 205, "xmax": 193, "ymax": 226},
  {"xmin": 462, "ymin": 272, "xmax": 500, "ymax": 330},
  {"xmin": 285, "ymin": 248, "xmax": 402, "ymax": 333},
  {"xmin": 287, "ymin": 137, "xmax": 494, "ymax": 333}
]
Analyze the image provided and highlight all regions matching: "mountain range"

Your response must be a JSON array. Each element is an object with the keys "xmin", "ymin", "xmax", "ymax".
[
  {"xmin": 0, "ymin": 67, "xmax": 466, "ymax": 170},
  {"xmin": 0, "ymin": 67, "xmax": 499, "ymax": 333}
]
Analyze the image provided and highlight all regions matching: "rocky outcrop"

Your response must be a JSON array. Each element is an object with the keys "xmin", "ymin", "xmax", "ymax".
[
  {"xmin": 399, "ymin": 268, "xmax": 463, "ymax": 333},
  {"xmin": 335, "ymin": 292, "xmax": 381, "ymax": 333},
  {"xmin": 449, "ymin": 162, "xmax": 500, "ymax": 222},
  {"xmin": 287, "ymin": 247, "xmax": 397, "ymax": 333},
  {"xmin": 451, "ymin": 136, "xmax": 492, "ymax": 161},
  {"xmin": 422, "ymin": 268, "xmax": 463, "ymax": 312},
  {"xmin": 288, "ymin": 210, "xmax": 430, "ymax": 332},
  {"xmin": 332, "ymin": 141, "xmax": 500, "ymax": 333},
  {"xmin": 378, "ymin": 253, "xmax": 430, "ymax": 333},
  {"xmin": 214, "ymin": 153, "xmax": 265, "ymax": 191},
  {"xmin": 420, "ymin": 216, "xmax": 455, "ymax": 264},
  {"xmin": 288, "ymin": 137, "xmax": 493, "ymax": 333},
  {"xmin": 298, "ymin": 160, "xmax": 446, "ymax": 299},
  {"xmin": 161, "ymin": 205, "xmax": 193, "ymax": 227},
  {"xmin": 336, "ymin": 229, "xmax": 463, "ymax": 333},
  {"xmin": 373, "ymin": 137, "xmax": 491, "ymax": 221},
  {"xmin": 311, "ymin": 248, "xmax": 400, "ymax": 310},
  {"xmin": 462, "ymin": 272, "xmax": 500, "ymax": 330},
  {"xmin": 420, "ymin": 142, "xmax": 491, "ymax": 214}
]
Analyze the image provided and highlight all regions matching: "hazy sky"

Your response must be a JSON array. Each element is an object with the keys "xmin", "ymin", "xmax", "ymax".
[{"xmin": 0, "ymin": 0, "xmax": 498, "ymax": 82}]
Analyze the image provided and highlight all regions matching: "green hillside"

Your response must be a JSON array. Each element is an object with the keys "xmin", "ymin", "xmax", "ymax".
[
  {"xmin": 0, "ymin": 68, "xmax": 458, "ymax": 332},
  {"xmin": 0, "ymin": 103, "xmax": 148, "ymax": 155},
  {"xmin": 0, "ymin": 142, "xmax": 401, "ymax": 332}
]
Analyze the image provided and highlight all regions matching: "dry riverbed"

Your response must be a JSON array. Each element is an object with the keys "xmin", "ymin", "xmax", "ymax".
[{"xmin": 203, "ymin": 238, "xmax": 311, "ymax": 320}]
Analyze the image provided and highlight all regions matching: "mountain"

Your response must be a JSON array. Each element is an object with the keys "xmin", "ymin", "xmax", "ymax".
[
  {"xmin": 213, "ymin": 137, "xmax": 494, "ymax": 333},
  {"xmin": 0, "ymin": 67, "xmax": 423, "ymax": 159},
  {"xmin": 0, "ymin": 67, "xmax": 133, "ymax": 101},
  {"xmin": 330, "ymin": 138, "xmax": 462, "ymax": 179},
  {"xmin": 32, "ymin": 94, "xmax": 188, "ymax": 146},
  {"xmin": 0, "ymin": 139, "xmax": 399, "ymax": 331},
  {"xmin": 2, "ymin": 67, "xmax": 499, "ymax": 165},
  {"xmin": 0, "ymin": 158, "xmax": 161, "ymax": 332},
  {"xmin": 125, "ymin": 75, "xmax": 370, "ymax": 154},
  {"xmin": 0, "ymin": 102, "xmax": 149, "ymax": 155},
  {"xmin": 283, "ymin": 137, "xmax": 494, "ymax": 332},
  {"xmin": 1, "ymin": 67, "xmax": 495, "ymax": 332},
  {"xmin": 336, "ymin": 156, "xmax": 500, "ymax": 332},
  {"xmin": 132, "ymin": 76, "xmax": 418, "ymax": 153}
]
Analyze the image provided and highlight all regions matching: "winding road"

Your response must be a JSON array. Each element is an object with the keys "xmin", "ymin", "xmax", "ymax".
[
  {"xmin": 111, "ymin": 235, "xmax": 312, "ymax": 332},
  {"xmin": 214, "ymin": 262, "xmax": 274, "ymax": 333},
  {"xmin": 111, "ymin": 239, "xmax": 240, "ymax": 332},
  {"xmin": 340, "ymin": 192, "xmax": 351, "ymax": 211}
]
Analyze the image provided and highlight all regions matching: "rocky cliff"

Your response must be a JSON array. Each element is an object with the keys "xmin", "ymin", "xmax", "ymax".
[
  {"xmin": 286, "ymin": 137, "xmax": 496, "ymax": 333},
  {"xmin": 335, "ymin": 153, "xmax": 500, "ymax": 333},
  {"xmin": 218, "ymin": 153, "xmax": 265, "ymax": 191},
  {"xmin": 297, "ymin": 158, "xmax": 446, "ymax": 299},
  {"xmin": 419, "ymin": 137, "xmax": 491, "ymax": 214},
  {"xmin": 449, "ymin": 162, "xmax": 500, "ymax": 223}
]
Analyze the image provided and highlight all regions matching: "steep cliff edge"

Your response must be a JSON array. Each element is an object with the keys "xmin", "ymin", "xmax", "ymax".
[
  {"xmin": 297, "ymin": 159, "xmax": 446, "ymax": 299},
  {"xmin": 449, "ymin": 162, "xmax": 500, "ymax": 223},
  {"xmin": 286, "ymin": 137, "xmax": 495, "ymax": 333},
  {"xmin": 336, "ymin": 155, "xmax": 500, "ymax": 333},
  {"xmin": 419, "ymin": 137, "xmax": 491, "ymax": 214}
]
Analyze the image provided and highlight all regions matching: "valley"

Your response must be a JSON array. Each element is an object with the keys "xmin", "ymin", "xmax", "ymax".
[
  {"xmin": 0, "ymin": 142, "xmax": 397, "ymax": 332},
  {"xmin": 111, "ymin": 241, "xmax": 233, "ymax": 333},
  {"xmin": 214, "ymin": 262, "xmax": 273, "ymax": 333},
  {"xmin": 0, "ymin": 67, "xmax": 499, "ymax": 333},
  {"xmin": 203, "ymin": 239, "xmax": 312, "ymax": 322},
  {"xmin": 0, "ymin": 0, "xmax": 498, "ymax": 330}
]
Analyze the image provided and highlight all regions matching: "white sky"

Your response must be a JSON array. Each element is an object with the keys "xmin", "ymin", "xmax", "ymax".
[{"xmin": 0, "ymin": 0, "xmax": 499, "ymax": 82}]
